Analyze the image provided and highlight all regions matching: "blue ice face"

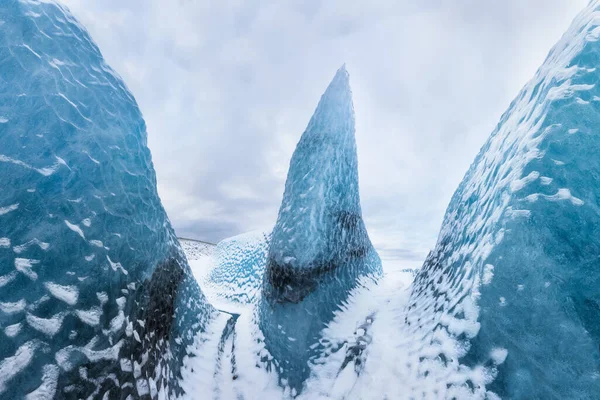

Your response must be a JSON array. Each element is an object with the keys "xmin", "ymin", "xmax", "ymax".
[
  {"xmin": 0, "ymin": 1, "xmax": 212, "ymax": 398},
  {"xmin": 206, "ymin": 231, "xmax": 270, "ymax": 305},
  {"xmin": 407, "ymin": 3, "xmax": 600, "ymax": 398},
  {"xmin": 260, "ymin": 66, "xmax": 382, "ymax": 390}
]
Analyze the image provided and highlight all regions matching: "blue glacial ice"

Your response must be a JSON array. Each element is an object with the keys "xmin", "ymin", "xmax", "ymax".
[
  {"xmin": 203, "ymin": 231, "xmax": 270, "ymax": 306},
  {"xmin": 403, "ymin": 3, "xmax": 600, "ymax": 398},
  {"xmin": 0, "ymin": 1, "xmax": 214, "ymax": 398},
  {"xmin": 258, "ymin": 66, "xmax": 383, "ymax": 390}
]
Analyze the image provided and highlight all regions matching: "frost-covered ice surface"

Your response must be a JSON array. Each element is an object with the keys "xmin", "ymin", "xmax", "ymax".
[
  {"xmin": 403, "ymin": 2, "xmax": 600, "ymax": 397},
  {"xmin": 179, "ymin": 66, "xmax": 386, "ymax": 398},
  {"xmin": 0, "ymin": 1, "xmax": 215, "ymax": 398},
  {"xmin": 198, "ymin": 231, "xmax": 269, "ymax": 308},
  {"xmin": 181, "ymin": 65, "xmax": 385, "ymax": 396}
]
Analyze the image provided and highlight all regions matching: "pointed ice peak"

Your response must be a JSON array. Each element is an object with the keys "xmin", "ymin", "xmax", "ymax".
[
  {"xmin": 267, "ymin": 65, "xmax": 377, "ymax": 272},
  {"xmin": 321, "ymin": 64, "xmax": 351, "ymax": 101},
  {"xmin": 332, "ymin": 63, "xmax": 348, "ymax": 83},
  {"xmin": 304, "ymin": 65, "xmax": 354, "ymax": 141},
  {"xmin": 260, "ymin": 64, "xmax": 381, "ymax": 386}
]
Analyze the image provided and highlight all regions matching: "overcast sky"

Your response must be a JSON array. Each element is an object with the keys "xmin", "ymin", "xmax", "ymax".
[{"xmin": 61, "ymin": 0, "xmax": 587, "ymax": 269}]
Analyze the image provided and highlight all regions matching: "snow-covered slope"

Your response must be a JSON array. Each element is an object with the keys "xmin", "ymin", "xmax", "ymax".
[{"xmin": 179, "ymin": 238, "xmax": 215, "ymax": 261}]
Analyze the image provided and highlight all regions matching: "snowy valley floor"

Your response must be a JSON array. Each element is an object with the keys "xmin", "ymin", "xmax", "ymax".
[{"xmin": 178, "ymin": 239, "xmax": 451, "ymax": 400}]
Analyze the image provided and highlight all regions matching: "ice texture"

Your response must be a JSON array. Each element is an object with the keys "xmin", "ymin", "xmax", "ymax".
[
  {"xmin": 205, "ymin": 231, "xmax": 270, "ymax": 305},
  {"xmin": 260, "ymin": 66, "xmax": 382, "ymax": 390},
  {"xmin": 0, "ymin": 1, "xmax": 214, "ymax": 398},
  {"xmin": 406, "ymin": 2, "xmax": 600, "ymax": 398}
]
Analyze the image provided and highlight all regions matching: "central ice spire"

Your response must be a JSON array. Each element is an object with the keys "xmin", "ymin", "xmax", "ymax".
[
  {"xmin": 260, "ymin": 65, "xmax": 381, "ymax": 390},
  {"xmin": 266, "ymin": 65, "xmax": 373, "ymax": 294},
  {"xmin": 265, "ymin": 65, "xmax": 378, "ymax": 303}
]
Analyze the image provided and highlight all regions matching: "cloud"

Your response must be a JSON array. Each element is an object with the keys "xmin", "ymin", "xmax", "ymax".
[{"xmin": 60, "ymin": 0, "xmax": 588, "ymax": 268}]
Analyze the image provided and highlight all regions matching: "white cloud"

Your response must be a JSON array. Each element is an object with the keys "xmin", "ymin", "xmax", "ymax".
[{"xmin": 61, "ymin": 0, "xmax": 588, "ymax": 268}]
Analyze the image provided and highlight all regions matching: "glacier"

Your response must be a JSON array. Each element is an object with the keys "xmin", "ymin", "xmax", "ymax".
[
  {"xmin": 3, "ymin": 0, "xmax": 600, "ymax": 398},
  {"xmin": 0, "ymin": 1, "xmax": 214, "ymax": 398}
]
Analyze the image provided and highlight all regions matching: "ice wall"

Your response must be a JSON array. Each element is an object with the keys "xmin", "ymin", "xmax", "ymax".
[
  {"xmin": 406, "ymin": 2, "xmax": 600, "ymax": 397},
  {"xmin": 0, "ymin": 1, "xmax": 214, "ymax": 398}
]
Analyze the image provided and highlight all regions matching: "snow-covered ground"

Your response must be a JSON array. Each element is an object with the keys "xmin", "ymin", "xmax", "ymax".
[
  {"xmin": 179, "ymin": 238, "xmax": 215, "ymax": 261},
  {"xmin": 181, "ymin": 236, "xmax": 500, "ymax": 398},
  {"xmin": 180, "ymin": 236, "xmax": 416, "ymax": 315},
  {"xmin": 180, "ymin": 237, "xmax": 420, "ymax": 399}
]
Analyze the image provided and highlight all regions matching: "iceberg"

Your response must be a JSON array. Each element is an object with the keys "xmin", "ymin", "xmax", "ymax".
[
  {"xmin": 0, "ymin": 1, "xmax": 214, "ymax": 398},
  {"xmin": 259, "ymin": 66, "xmax": 382, "ymax": 390},
  {"xmin": 404, "ymin": 2, "xmax": 600, "ymax": 398}
]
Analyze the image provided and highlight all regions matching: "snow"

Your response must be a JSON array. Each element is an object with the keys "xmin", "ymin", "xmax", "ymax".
[
  {"xmin": 26, "ymin": 312, "xmax": 66, "ymax": 337},
  {"xmin": 0, "ymin": 342, "xmax": 39, "ymax": 394},
  {"xmin": 64, "ymin": 220, "xmax": 85, "ymax": 239},
  {"xmin": 75, "ymin": 307, "xmax": 102, "ymax": 326},
  {"xmin": 15, "ymin": 258, "xmax": 39, "ymax": 280},
  {"xmin": 0, "ymin": 203, "xmax": 19, "ymax": 216},
  {"xmin": 43, "ymin": 282, "xmax": 79, "ymax": 305},
  {"xmin": 4, "ymin": 323, "xmax": 23, "ymax": 338},
  {"xmin": 24, "ymin": 364, "xmax": 60, "ymax": 400},
  {"xmin": 0, "ymin": 300, "xmax": 27, "ymax": 314}
]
